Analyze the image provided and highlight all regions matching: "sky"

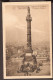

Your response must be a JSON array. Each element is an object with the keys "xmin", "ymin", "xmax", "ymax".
[{"xmin": 3, "ymin": 4, "xmax": 51, "ymax": 46}]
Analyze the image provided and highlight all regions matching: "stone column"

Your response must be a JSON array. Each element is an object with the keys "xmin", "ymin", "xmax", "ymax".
[{"xmin": 26, "ymin": 7, "xmax": 33, "ymax": 53}]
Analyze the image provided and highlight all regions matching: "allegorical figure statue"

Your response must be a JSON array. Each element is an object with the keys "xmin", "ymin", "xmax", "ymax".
[{"xmin": 28, "ymin": 6, "xmax": 30, "ymax": 14}]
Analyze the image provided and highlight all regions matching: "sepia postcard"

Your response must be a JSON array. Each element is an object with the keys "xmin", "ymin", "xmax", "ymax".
[{"xmin": 2, "ymin": 1, "xmax": 52, "ymax": 79}]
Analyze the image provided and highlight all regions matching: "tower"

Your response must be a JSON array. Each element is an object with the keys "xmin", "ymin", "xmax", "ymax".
[{"xmin": 26, "ymin": 7, "xmax": 33, "ymax": 53}]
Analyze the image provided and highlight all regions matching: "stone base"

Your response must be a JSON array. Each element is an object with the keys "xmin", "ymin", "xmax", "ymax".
[
  {"xmin": 20, "ymin": 52, "xmax": 37, "ymax": 72},
  {"xmin": 25, "ymin": 52, "xmax": 32, "ymax": 56}
]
